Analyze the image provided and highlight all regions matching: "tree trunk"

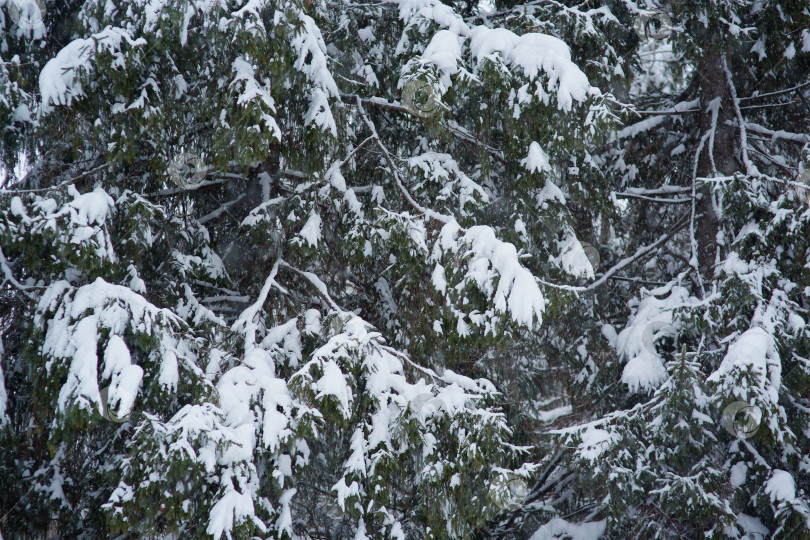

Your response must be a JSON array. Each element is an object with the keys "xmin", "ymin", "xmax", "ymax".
[{"xmin": 694, "ymin": 51, "xmax": 738, "ymax": 276}]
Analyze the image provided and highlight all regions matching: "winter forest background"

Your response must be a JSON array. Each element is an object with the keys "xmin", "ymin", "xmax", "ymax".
[{"xmin": 0, "ymin": 0, "xmax": 808, "ymax": 538}]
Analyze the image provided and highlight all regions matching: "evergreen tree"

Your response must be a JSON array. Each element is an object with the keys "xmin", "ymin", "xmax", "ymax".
[
  {"xmin": 562, "ymin": 352, "xmax": 737, "ymax": 538},
  {"xmin": 530, "ymin": 0, "xmax": 810, "ymax": 538},
  {"xmin": 0, "ymin": 0, "xmax": 613, "ymax": 537},
  {"xmin": 2, "ymin": 0, "xmax": 808, "ymax": 538}
]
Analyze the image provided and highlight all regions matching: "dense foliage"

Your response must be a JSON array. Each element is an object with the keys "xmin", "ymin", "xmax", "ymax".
[{"xmin": 0, "ymin": 0, "xmax": 807, "ymax": 539}]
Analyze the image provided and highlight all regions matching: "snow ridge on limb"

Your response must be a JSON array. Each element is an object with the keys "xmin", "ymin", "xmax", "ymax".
[
  {"xmin": 288, "ymin": 307, "xmax": 514, "ymax": 538},
  {"xmin": 396, "ymin": 0, "xmax": 470, "ymax": 39},
  {"xmin": 230, "ymin": 56, "xmax": 282, "ymax": 142},
  {"xmin": 280, "ymin": 2, "xmax": 340, "ymax": 136},
  {"xmin": 468, "ymin": 26, "xmax": 590, "ymax": 111},
  {"xmin": 38, "ymin": 0, "xmax": 286, "ymax": 171},
  {"xmin": 2, "ymin": 187, "xmax": 117, "ymax": 268},
  {"xmin": 39, "ymin": 27, "xmax": 147, "ymax": 112},
  {"xmin": 399, "ymin": 2, "xmax": 593, "ymax": 112},
  {"xmin": 433, "ymin": 221, "xmax": 546, "ymax": 331},
  {"xmin": 615, "ymin": 285, "xmax": 694, "ymax": 393},
  {"xmin": 708, "ymin": 327, "xmax": 790, "ymax": 444},
  {"xmin": 35, "ymin": 277, "xmax": 193, "ymax": 414},
  {"xmin": 529, "ymin": 517, "xmax": 606, "ymax": 540},
  {"xmin": 406, "ymin": 152, "xmax": 489, "ymax": 215}
]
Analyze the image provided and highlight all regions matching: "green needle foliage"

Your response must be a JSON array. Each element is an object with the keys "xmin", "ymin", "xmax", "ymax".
[{"xmin": 1, "ymin": 0, "xmax": 808, "ymax": 539}]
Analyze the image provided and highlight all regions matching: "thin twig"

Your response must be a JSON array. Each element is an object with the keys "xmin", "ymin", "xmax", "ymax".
[
  {"xmin": 614, "ymin": 192, "xmax": 692, "ymax": 204},
  {"xmin": 0, "ymin": 246, "xmax": 35, "ymax": 299},
  {"xmin": 337, "ymin": 136, "xmax": 375, "ymax": 169},
  {"xmin": 723, "ymin": 57, "xmax": 757, "ymax": 177},
  {"xmin": 343, "ymin": 93, "xmax": 505, "ymax": 161},
  {"xmin": 0, "ymin": 162, "xmax": 113, "ymax": 195}
]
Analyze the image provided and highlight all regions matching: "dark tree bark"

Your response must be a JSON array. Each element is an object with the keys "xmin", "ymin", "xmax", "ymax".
[{"xmin": 694, "ymin": 51, "xmax": 738, "ymax": 276}]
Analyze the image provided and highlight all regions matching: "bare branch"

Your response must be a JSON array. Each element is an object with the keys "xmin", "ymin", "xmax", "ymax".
[
  {"xmin": 620, "ymin": 186, "xmax": 692, "ymax": 196},
  {"xmin": 722, "ymin": 57, "xmax": 757, "ymax": 177},
  {"xmin": 738, "ymin": 81, "xmax": 810, "ymax": 101},
  {"xmin": 614, "ymin": 192, "xmax": 692, "ymax": 204},
  {"xmin": 0, "ymin": 246, "xmax": 35, "ymax": 299},
  {"xmin": 197, "ymin": 194, "xmax": 246, "ymax": 225},
  {"xmin": 586, "ymin": 213, "xmax": 691, "ymax": 291},
  {"xmin": 342, "ymin": 93, "xmax": 506, "ymax": 162},
  {"xmin": 745, "ymin": 122, "xmax": 810, "ymax": 144}
]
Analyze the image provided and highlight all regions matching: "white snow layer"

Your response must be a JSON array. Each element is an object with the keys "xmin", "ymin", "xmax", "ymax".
[
  {"xmin": 737, "ymin": 513, "xmax": 769, "ymax": 538},
  {"xmin": 40, "ymin": 27, "xmax": 147, "ymax": 112},
  {"xmin": 299, "ymin": 210, "xmax": 322, "ymax": 247},
  {"xmin": 231, "ymin": 55, "xmax": 281, "ymax": 141},
  {"xmin": 434, "ymin": 221, "xmax": 546, "ymax": 327},
  {"xmin": 421, "ymin": 30, "xmax": 463, "ymax": 78},
  {"xmin": 576, "ymin": 425, "xmax": 615, "ymax": 461},
  {"xmin": 469, "ymin": 27, "xmax": 590, "ymax": 111},
  {"xmin": 397, "ymin": 0, "xmax": 470, "ymax": 38},
  {"xmin": 530, "ymin": 517, "xmax": 606, "ymax": 540},
  {"xmin": 37, "ymin": 277, "xmax": 183, "ymax": 414},
  {"xmin": 102, "ymin": 335, "xmax": 143, "ymax": 418},
  {"xmin": 522, "ymin": 141, "xmax": 552, "ymax": 173},
  {"xmin": 707, "ymin": 327, "xmax": 781, "ymax": 406},
  {"xmin": 290, "ymin": 7, "xmax": 340, "ymax": 135},
  {"xmin": 616, "ymin": 286, "xmax": 690, "ymax": 393},
  {"xmin": 765, "ymin": 470, "xmax": 796, "ymax": 503},
  {"xmin": 554, "ymin": 232, "xmax": 594, "ymax": 279},
  {"xmin": 402, "ymin": 0, "xmax": 591, "ymax": 112},
  {"xmin": 11, "ymin": 187, "xmax": 117, "ymax": 263}
]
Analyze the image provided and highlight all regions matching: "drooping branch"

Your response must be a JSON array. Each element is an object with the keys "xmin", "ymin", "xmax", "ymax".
[
  {"xmin": 232, "ymin": 259, "xmax": 287, "ymax": 351},
  {"xmin": 615, "ymin": 193, "xmax": 692, "ymax": 204},
  {"xmin": 745, "ymin": 122, "xmax": 810, "ymax": 144},
  {"xmin": 0, "ymin": 246, "xmax": 35, "ymax": 299},
  {"xmin": 278, "ymin": 260, "xmax": 342, "ymax": 312},
  {"xmin": 738, "ymin": 80, "xmax": 810, "ymax": 101},
  {"xmin": 197, "ymin": 194, "xmax": 246, "ymax": 225},
  {"xmin": 618, "ymin": 186, "xmax": 692, "ymax": 196}
]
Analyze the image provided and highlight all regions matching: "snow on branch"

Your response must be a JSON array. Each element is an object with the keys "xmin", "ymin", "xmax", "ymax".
[
  {"xmin": 434, "ymin": 222, "xmax": 546, "ymax": 329},
  {"xmin": 402, "ymin": 8, "xmax": 592, "ymax": 112},
  {"xmin": 745, "ymin": 122, "xmax": 810, "ymax": 144},
  {"xmin": 286, "ymin": 5, "xmax": 340, "ymax": 136},
  {"xmin": 3, "ymin": 186, "xmax": 118, "ymax": 265},
  {"xmin": 40, "ymin": 27, "xmax": 147, "ymax": 112},
  {"xmin": 351, "ymin": 96, "xmax": 546, "ymax": 330},
  {"xmin": 468, "ymin": 26, "xmax": 590, "ymax": 111},
  {"xmin": 35, "ymin": 277, "xmax": 188, "ymax": 414},
  {"xmin": 397, "ymin": 0, "xmax": 470, "ymax": 38},
  {"xmin": 230, "ymin": 56, "xmax": 281, "ymax": 141},
  {"xmin": 406, "ymin": 151, "xmax": 489, "ymax": 215},
  {"xmin": 707, "ymin": 326, "xmax": 790, "ymax": 443},
  {"xmin": 615, "ymin": 99, "xmax": 700, "ymax": 139},
  {"xmin": 708, "ymin": 327, "xmax": 781, "ymax": 406},
  {"xmin": 615, "ymin": 285, "xmax": 693, "ymax": 393}
]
